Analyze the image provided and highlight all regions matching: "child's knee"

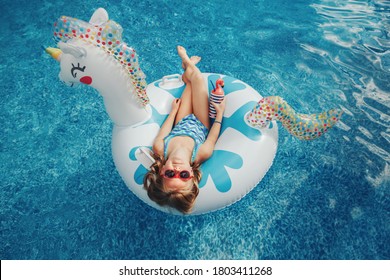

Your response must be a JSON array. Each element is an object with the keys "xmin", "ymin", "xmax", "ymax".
[{"xmin": 191, "ymin": 70, "xmax": 203, "ymax": 82}]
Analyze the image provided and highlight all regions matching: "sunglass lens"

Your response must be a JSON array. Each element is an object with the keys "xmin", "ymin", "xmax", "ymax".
[
  {"xmin": 180, "ymin": 171, "xmax": 190, "ymax": 178},
  {"xmin": 165, "ymin": 170, "xmax": 175, "ymax": 178}
]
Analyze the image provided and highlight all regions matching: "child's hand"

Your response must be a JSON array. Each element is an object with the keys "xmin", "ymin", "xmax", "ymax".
[
  {"xmin": 171, "ymin": 98, "xmax": 181, "ymax": 113},
  {"xmin": 211, "ymin": 98, "xmax": 226, "ymax": 117}
]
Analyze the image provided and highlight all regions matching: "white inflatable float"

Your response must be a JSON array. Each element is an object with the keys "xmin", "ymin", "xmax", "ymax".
[
  {"xmin": 114, "ymin": 73, "xmax": 278, "ymax": 214},
  {"xmin": 46, "ymin": 8, "xmax": 342, "ymax": 215}
]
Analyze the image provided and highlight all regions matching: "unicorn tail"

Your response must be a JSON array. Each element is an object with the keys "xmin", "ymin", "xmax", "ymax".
[{"xmin": 245, "ymin": 96, "xmax": 343, "ymax": 140}]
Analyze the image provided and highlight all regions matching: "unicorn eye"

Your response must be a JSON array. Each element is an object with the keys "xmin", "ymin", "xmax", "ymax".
[{"xmin": 71, "ymin": 63, "xmax": 86, "ymax": 78}]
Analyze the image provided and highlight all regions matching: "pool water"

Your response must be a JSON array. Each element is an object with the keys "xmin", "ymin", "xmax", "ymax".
[{"xmin": 1, "ymin": 0, "xmax": 389, "ymax": 259}]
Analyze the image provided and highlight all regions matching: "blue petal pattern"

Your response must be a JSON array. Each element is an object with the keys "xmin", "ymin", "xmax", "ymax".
[
  {"xmin": 199, "ymin": 150, "xmax": 243, "ymax": 192},
  {"xmin": 138, "ymin": 105, "xmax": 168, "ymax": 127},
  {"xmin": 222, "ymin": 101, "xmax": 262, "ymax": 141},
  {"xmin": 129, "ymin": 146, "xmax": 152, "ymax": 185}
]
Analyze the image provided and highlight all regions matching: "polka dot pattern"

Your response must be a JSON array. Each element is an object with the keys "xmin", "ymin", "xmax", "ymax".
[
  {"xmin": 246, "ymin": 96, "xmax": 343, "ymax": 140},
  {"xmin": 53, "ymin": 16, "xmax": 149, "ymax": 106}
]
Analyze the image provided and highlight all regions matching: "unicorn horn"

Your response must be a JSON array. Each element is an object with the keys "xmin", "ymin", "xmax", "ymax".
[
  {"xmin": 246, "ymin": 96, "xmax": 343, "ymax": 140},
  {"xmin": 45, "ymin": 47, "xmax": 62, "ymax": 62}
]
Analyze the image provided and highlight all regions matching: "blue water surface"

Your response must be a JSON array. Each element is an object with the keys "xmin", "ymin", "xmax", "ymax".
[{"xmin": 1, "ymin": 0, "xmax": 389, "ymax": 259}]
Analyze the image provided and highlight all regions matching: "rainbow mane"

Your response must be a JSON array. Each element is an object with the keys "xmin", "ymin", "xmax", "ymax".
[{"xmin": 53, "ymin": 15, "xmax": 149, "ymax": 106}]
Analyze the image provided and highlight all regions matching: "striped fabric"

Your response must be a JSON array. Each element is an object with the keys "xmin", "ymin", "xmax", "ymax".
[
  {"xmin": 209, "ymin": 93, "xmax": 224, "ymax": 118},
  {"xmin": 164, "ymin": 114, "xmax": 209, "ymax": 162}
]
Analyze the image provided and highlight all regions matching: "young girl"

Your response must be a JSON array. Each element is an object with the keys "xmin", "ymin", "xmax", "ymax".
[{"xmin": 143, "ymin": 46, "xmax": 226, "ymax": 214}]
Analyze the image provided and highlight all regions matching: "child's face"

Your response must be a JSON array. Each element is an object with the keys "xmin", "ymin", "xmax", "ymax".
[{"xmin": 160, "ymin": 159, "xmax": 194, "ymax": 191}]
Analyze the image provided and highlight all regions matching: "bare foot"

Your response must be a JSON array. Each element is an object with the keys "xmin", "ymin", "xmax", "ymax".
[
  {"xmin": 177, "ymin": 46, "xmax": 189, "ymax": 60},
  {"xmin": 182, "ymin": 56, "xmax": 201, "ymax": 70},
  {"xmin": 177, "ymin": 46, "xmax": 202, "ymax": 83},
  {"xmin": 177, "ymin": 46, "xmax": 194, "ymax": 68},
  {"xmin": 191, "ymin": 56, "xmax": 201, "ymax": 65}
]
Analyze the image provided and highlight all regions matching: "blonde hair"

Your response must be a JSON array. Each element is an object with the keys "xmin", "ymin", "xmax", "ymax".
[{"xmin": 143, "ymin": 153, "xmax": 201, "ymax": 214}]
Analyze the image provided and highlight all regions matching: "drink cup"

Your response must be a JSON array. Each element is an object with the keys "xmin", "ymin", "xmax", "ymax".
[
  {"xmin": 209, "ymin": 93, "xmax": 225, "ymax": 118},
  {"xmin": 209, "ymin": 78, "xmax": 225, "ymax": 119}
]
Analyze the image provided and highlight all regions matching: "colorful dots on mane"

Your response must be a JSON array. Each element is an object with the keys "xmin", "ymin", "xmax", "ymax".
[{"xmin": 53, "ymin": 15, "xmax": 149, "ymax": 106}]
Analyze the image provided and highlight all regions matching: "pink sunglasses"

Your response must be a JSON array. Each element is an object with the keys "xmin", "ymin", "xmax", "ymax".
[{"xmin": 162, "ymin": 169, "xmax": 193, "ymax": 181}]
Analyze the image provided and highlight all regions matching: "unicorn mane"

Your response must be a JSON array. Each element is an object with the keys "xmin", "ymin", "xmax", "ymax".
[{"xmin": 53, "ymin": 14, "xmax": 149, "ymax": 106}]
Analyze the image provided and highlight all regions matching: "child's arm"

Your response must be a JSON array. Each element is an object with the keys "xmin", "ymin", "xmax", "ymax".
[
  {"xmin": 195, "ymin": 99, "xmax": 226, "ymax": 163},
  {"xmin": 153, "ymin": 99, "xmax": 181, "ymax": 156}
]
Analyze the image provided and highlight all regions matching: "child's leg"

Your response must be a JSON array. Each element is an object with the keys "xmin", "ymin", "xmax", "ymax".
[
  {"xmin": 177, "ymin": 46, "xmax": 210, "ymax": 130},
  {"xmin": 174, "ymin": 83, "xmax": 193, "ymax": 126},
  {"xmin": 190, "ymin": 70, "xmax": 210, "ymax": 130}
]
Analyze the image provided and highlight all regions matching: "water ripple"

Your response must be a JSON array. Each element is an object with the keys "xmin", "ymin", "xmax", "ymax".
[
  {"xmin": 356, "ymin": 136, "xmax": 390, "ymax": 162},
  {"xmin": 308, "ymin": 0, "xmax": 390, "ymax": 179}
]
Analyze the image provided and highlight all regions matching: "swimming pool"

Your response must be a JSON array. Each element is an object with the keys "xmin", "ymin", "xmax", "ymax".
[{"xmin": 1, "ymin": 0, "xmax": 389, "ymax": 259}]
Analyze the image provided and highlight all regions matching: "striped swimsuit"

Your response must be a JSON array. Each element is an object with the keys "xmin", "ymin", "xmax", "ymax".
[{"xmin": 164, "ymin": 114, "xmax": 209, "ymax": 162}]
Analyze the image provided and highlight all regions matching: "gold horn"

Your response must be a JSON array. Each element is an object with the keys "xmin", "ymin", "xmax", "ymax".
[{"xmin": 45, "ymin": 47, "xmax": 62, "ymax": 62}]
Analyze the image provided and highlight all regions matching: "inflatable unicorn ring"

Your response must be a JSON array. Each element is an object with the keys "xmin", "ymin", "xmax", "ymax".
[{"xmin": 46, "ymin": 8, "xmax": 343, "ymax": 215}]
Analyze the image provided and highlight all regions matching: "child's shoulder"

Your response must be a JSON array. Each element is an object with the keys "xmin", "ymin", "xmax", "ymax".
[{"xmin": 152, "ymin": 139, "xmax": 164, "ymax": 157}]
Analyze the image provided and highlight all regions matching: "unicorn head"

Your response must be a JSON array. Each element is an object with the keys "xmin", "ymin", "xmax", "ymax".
[{"xmin": 46, "ymin": 8, "xmax": 151, "ymax": 126}]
